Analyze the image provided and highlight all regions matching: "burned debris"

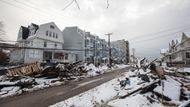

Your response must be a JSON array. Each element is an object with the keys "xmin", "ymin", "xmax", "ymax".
[{"xmin": 116, "ymin": 58, "xmax": 190, "ymax": 106}]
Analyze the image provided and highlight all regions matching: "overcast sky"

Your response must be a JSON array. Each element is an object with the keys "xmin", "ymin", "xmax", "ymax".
[{"xmin": 1, "ymin": 0, "xmax": 190, "ymax": 59}]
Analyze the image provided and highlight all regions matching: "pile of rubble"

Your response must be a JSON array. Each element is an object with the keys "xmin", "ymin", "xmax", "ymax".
[
  {"xmin": 0, "ymin": 61, "xmax": 127, "ymax": 98},
  {"xmin": 51, "ymin": 66, "xmax": 190, "ymax": 107},
  {"xmin": 0, "ymin": 61, "xmax": 89, "ymax": 98},
  {"xmin": 116, "ymin": 65, "xmax": 190, "ymax": 107}
]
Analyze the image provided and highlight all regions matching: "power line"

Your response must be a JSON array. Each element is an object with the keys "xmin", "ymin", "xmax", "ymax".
[
  {"xmin": 0, "ymin": 0, "xmax": 23, "ymax": 9},
  {"xmin": 12, "ymin": 0, "xmax": 65, "ymax": 19},
  {"xmin": 62, "ymin": 0, "xmax": 80, "ymax": 11},
  {"xmin": 106, "ymin": 0, "xmax": 109, "ymax": 8},
  {"xmin": 62, "ymin": 0, "xmax": 75, "ymax": 11},
  {"xmin": 24, "ymin": 0, "xmax": 66, "ymax": 15},
  {"xmin": 74, "ymin": 0, "xmax": 80, "ymax": 10},
  {"xmin": 130, "ymin": 27, "xmax": 190, "ymax": 43},
  {"xmin": 128, "ymin": 24, "xmax": 190, "ymax": 41},
  {"xmin": 0, "ymin": 0, "xmax": 69, "ymax": 23},
  {"xmin": 0, "ymin": 0, "xmax": 50, "ymax": 18}
]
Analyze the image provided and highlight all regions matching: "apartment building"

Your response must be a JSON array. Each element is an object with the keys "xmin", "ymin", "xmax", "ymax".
[
  {"xmin": 111, "ymin": 39, "xmax": 130, "ymax": 64},
  {"xmin": 62, "ymin": 27, "xmax": 108, "ymax": 65}
]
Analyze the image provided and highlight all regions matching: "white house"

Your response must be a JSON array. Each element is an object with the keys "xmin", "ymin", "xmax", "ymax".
[
  {"xmin": 10, "ymin": 22, "xmax": 76, "ymax": 64},
  {"xmin": 161, "ymin": 32, "xmax": 190, "ymax": 66}
]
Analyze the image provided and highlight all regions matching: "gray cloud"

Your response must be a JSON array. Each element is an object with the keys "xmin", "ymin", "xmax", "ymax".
[{"xmin": 0, "ymin": 0, "xmax": 190, "ymax": 58}]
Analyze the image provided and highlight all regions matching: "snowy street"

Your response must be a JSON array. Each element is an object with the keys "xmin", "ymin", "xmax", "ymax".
[
  {"xmin": 50, "ymin": 66, "xmax": 190, "ymax": 107},
  {"xmin": 0, "ymin": 67, "xmax": 130, "ymax": 107}
]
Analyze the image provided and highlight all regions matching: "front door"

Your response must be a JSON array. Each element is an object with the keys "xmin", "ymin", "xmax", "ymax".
[{"xmin": 43, "ymin": 51, "xmax": 52, "ymax": 63}]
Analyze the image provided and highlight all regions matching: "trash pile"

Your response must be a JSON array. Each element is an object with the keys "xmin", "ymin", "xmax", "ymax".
[
  {"xmin": 110, "ymin": 66, "xmax": 190, "ymax": 107},
  {"xmin": 50, "ymin": 64, "xmax": 190, "ymax": 107},
  {"xmin": 0, "ymin": 62, "xmax": 128, "ymax": 99}
]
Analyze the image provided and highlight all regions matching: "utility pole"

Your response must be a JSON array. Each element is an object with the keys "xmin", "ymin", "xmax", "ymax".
[
  {"xmin": 132, "ymin": 48, "xmax": 135, "ymax": 65},
  {"xmin": 105, "ymin": 33, "xmax": 112, "ymax": 68}
]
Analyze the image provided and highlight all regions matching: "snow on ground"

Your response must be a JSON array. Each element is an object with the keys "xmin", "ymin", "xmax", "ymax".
[
  {"xmin": 85, "ymin": 64, "xmax": 129, "ymax": 77},
  {"xmin": 50, "ymin": 67, "xmax": 190, "ymax": 107},
  {"xmin": 0, "ymin": 77, "xmax": 65, "ymax": 98},
  {"xmin": 153, "ymin": 76, "xmax": 181, "ymax": 101},
  {"xmin": 0, "ymin": 64, "xmax": 129, "ymax": 99},
  {"xmin": 177, "ymin": 67, "xmax": 190, "ymax": 73},
  {"xmin": 108, "ymin": 94, "xmax": 164, "ymax": 107},
  {"xmin": 0, "ymin": 86, "xmax": 21, "ymax": 98},
  {"xmin": 50, "ymin": 76, "xmax": 121, "ymax": 107},
  {"xmin": 50, "ymin": 69, "xmax": 157, "ymax": 107}
]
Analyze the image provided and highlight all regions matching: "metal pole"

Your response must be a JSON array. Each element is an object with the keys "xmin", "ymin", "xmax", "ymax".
[
  {"xmin": 105, "ymin": 33, "xmax": 112, "ymax": 68},
  {"xmin": 132, "ymin": 48, "xmax": 135, "ymax": 66}
]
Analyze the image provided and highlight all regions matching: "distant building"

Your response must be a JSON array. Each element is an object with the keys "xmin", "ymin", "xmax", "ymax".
[
  {"xmin": 62, "ymin": 26, "xmax": 108, "ymax": 65},
  {"xmin": 111, "ymin": 39, "xmax": 130, "ymax": 64},
  {"xmin": 10, "ymin": 22, "xmax": 76, "ymax": 64},
  {"xmin": 161, "ymin": 32, "xmax": 190, "ymax": 66}
]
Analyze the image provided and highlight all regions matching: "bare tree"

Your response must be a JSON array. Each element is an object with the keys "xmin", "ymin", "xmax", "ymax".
[
  {"xmin": 0, "ymin": 21, "xmax": 8, "ymax": 65},
  {"xmin": 0, "ymin": 21, "xmax": 6, "ymax": 41}
]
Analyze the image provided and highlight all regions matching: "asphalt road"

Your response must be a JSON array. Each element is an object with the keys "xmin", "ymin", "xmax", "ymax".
[{"xmin": 0, "ymin": 67, "xmax": 131, "ymax": 107}]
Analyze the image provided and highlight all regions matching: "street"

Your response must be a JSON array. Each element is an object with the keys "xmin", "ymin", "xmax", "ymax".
[{"xmin": 0, "ymin": 67, "xmax": 131, "ymax": 107}]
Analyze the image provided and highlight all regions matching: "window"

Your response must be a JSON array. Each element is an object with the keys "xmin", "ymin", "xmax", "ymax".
[
  {"xmin": 50, "ymin": 25, "xmax": 54, "ymax": 29},
  {"xmin": 44, "ymin": 41, "xmax": 47, "ymax": 47},
  {"xmin": 54, "ymin": 53, "xmax": 64, "ymax": 59},
  {"xmin": 54, "ymin": 43, "xmax": 57, "ymax": 48},
  {"xmin": 53, "ymin": 32, "xmax": 55, "ymax": 38},
  {"xmin": 29, "ymin": 50, "xmax": 39, "ymax": 58},
  {"xmin": 49, "ymin": 31, "xmax": 52, "ymax": 37},
  {"xmin": 186, "ymin": 52, "xmax": 190, "ymax": 59},
  {"xmin": 46, "ymin": 31, "xmax": 48, "ymax": 36},
  {"xmin": 56, "ymin": 33, "xmax": 58, "ymax": 38},
  {"xmin": 31, "ymin": 41, "xmax": 33, "ymax": 46},
  {"xmin": 65, "ymin": 53, "xmax": 68, "ymax": 60}
]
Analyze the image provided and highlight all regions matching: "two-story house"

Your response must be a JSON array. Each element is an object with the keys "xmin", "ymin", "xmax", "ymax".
[
  {"xmin": 10, "ymin": 22, "xmax": 76, "ymax": 64},
  {"xmin": 162, "ymin": 32, "xmax": 190, "ymax": 66}
]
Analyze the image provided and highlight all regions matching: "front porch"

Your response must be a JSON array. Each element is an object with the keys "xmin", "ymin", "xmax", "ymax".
[{"xmin": 43, "ymin": 50, "xmax": 76, "ymax": 63}]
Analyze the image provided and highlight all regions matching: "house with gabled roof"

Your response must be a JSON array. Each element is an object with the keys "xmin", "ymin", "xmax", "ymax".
[
  {"xmin": 162, "ymin": 32, "xmax": 190, "ymax": 66},
  {"xmin": 10, "ymin": 22, "xmax": 76, "ymax": 64}
]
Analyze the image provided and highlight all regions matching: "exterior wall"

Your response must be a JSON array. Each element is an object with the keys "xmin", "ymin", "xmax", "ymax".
[
  {"xmin": 62, "ymin": 27, "xmax": 85, "ymax": 62},
  {"xmin": 26, "ymin": 38, "xmax": 63, "ymax": 49},
  {"xmin": 9, "ymin": 49, "xmax": 24, "ymax": 64},
  {"xmin": 163, "ymin": 34, "xmax": 190, "ymax": 67},
  {"xmin": 35, "ymin": 22, "xmax": 64, "ymax": 44},
  {"xmin": 24, "ymin": 49, "xmax": 43, "ymax": 63},
  {"xmin": 84, "ymin": 32, "xmax": 95, "ymax": 63},
  {"xmin": 10, "ymin": 22, "xmax": 77, "ymax": 64},
  {"xmin": 62, "ymin": 27, "xmax": 108, "ymax": 65},
  {"xmin": 111, "ymin": 39, "xmax": 129, "ymax": 64}
]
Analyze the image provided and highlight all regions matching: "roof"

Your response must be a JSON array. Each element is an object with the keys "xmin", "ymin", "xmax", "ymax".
[
  {"xmin": 31, "ymin": 23, "xmax": 39, "ymax": 29},
  {"xmin": 176, "ymin": 33, "xmax": 190, "ymax": 47},
  {"xmin": 181, "ymin": 32, "xmax": 188, "ymax": 42}
]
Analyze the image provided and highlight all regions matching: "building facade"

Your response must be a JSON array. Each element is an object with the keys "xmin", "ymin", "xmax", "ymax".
[
  {"xmin": 62, "ymin": 27, "xmax": 108, "ymax": 65},
  {"xmin": 161, "ymin": 33, "xmax": 190, "ymax": 66},
  {"xmin": 10, "ymin": 22, "xmax": 76, "ymax": 64},
  {"xmin": 111, "ymin": 39, "xmax": 130, "ymax": 64}
]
